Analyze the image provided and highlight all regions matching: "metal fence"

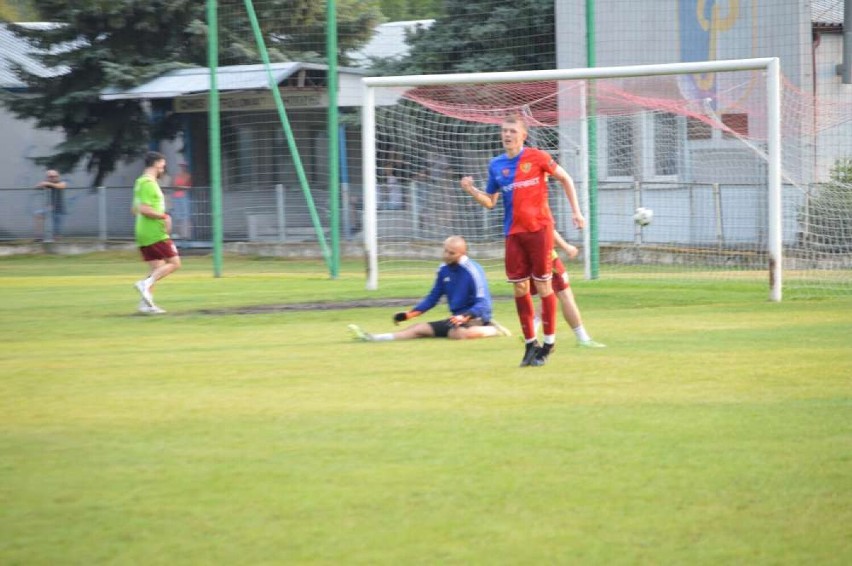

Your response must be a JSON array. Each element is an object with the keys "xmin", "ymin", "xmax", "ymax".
[
  {"xmin": 0, "ymin": 185, "xmax": 360, "ymax": 244},
  {"xmin": 0, "ymin": 181, "xmax": 814, "ymax": 251}
]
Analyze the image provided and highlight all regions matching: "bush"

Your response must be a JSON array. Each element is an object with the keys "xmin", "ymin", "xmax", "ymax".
[{"xmin": 802, "ymin": 159, "xmax": 852, "ymax": 253}]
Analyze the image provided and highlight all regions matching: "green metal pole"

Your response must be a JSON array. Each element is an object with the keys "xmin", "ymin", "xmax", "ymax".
[
  {"xmin": 242, "ymin": 0, "xmax": 333, "ymax": 270},
  {"xmin": 207, "ymin": 0, "xmax": 223, "ymax": 277},
  {"xmin": 586, "ymin": 0, "xmax": 600, "ymax": 279},
  {"xmin": 327, "ymin": 0, "xmax": 340, "ymax": 279}
]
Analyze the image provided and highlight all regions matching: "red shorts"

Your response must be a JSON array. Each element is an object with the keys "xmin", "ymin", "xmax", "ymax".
[
  {"xmin": 530, "ymin": 257, "xmax": 570, "ymax": 295},
  {"xmin": 505, "ymin": 228, "xmax": 554, "ymax": 283},
  {"xmin": 139, "ymin": 239, "xmax": 178, "ymax": 262}
]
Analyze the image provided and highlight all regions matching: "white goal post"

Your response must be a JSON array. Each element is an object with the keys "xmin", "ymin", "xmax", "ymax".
[{"xmin": 361, "ymin": 58, "xmax": 782, "ymax": 300}]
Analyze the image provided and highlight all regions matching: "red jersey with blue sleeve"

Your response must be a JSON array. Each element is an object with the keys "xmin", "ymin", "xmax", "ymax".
[
  {"xmin": 485, "ymin": 147, "xmax": 558, "ymax": 236},
  {"xmin": 412, "ymin": 256, "xmax": 493, "ymax": 322}
]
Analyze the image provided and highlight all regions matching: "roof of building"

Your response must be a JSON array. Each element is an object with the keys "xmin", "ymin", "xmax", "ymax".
[
  {"xmin": 100, "ymin": 62, "xmax": 367, "ymax": 101},
  {"xmin": 811, "ymin": 0, "xmax": 844, "ymax": 27}
]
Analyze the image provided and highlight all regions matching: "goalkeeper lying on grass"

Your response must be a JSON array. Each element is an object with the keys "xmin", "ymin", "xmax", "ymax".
[{"xmin": 348, "ymin": 235, "xmax": 511, "ymax": 341}]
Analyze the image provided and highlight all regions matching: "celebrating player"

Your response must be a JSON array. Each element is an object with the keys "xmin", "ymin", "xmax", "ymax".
[
  {"xmin": 348, "ymin": 235, "xmax": 511, "ymax": 341},
  {"xmin": 460, "ymin": 113, "xmax": 585, "ymax": 366}
]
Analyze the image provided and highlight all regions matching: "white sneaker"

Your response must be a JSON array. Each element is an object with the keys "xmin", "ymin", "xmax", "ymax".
[
  {"xmin": 134, "ymin": 279, "xmax": 154, "ymax": 307},
  {"xmin": 138, "ymin": 300, "xmax": 166, "ymax": 314},
  {"xmin": 347, "ymin": 324, "xmax": 374, "ymax": 341},
  {"xmin": 490, "ymin": 319, "xmax": 512, "ymax": 337}
]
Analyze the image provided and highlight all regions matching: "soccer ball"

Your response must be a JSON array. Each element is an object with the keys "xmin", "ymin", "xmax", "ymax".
[{"xmin": 633, "ymin": 207, "xmax": 654, "ymax": 227}]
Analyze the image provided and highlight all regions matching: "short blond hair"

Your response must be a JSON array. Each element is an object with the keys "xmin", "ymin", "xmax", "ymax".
[{"xmin": 502, "ymin": 113, "xmax": 528, "ymax": 132}]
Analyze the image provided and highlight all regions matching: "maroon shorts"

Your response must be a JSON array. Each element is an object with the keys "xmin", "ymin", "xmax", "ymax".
[
  {"xmin": 530, "ymin": 257, "xmax": 570, "ymax": 296},
  {"xmin": 505, "ymin": 228, "xmax": 554, "ymax": 283},
  {"xmin": 139, "ymin": 239, "xmax": 178, "ymax": 262}
]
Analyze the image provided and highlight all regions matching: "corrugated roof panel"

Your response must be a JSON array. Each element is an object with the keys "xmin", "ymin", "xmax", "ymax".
[
  {"xmin": 100, "ymin": 62, "xmax": 330, "ymax": 100},
  {"xmin": 811, "ymin": 0, "xmax": 844, "ymax": 25}
]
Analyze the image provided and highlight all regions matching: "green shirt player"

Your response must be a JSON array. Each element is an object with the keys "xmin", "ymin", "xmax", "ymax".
[{"xmin": 132, "ymin": 151, "xmax": 181, "ymax": 314}]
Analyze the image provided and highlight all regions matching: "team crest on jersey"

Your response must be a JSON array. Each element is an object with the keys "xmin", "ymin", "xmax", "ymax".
[
  {"xmin": 501, "ymin": 168, "xmax": 510, "ymax": 178},
  {"xmin": 520, "ymin": 162, "xmax": 532, "ymax": 173}
]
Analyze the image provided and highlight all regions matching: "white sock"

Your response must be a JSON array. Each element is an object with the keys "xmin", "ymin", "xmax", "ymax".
[
  {"xmin": 573, "ymin": 325, "xmax": 591, "ymax": 342},
  {"xmin": 372, "ymin": 333, "xmax": 395, "ymax": 341},
  {"xmin": 543, "ymin": 334, "xmax": 555, "ymax": 345}
]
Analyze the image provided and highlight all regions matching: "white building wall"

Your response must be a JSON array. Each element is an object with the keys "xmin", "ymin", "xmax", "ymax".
[
  {"xmin": 556, "ymin": 1, "xmax": 812, "ymax": 86},
  {"xmin": 814, "ymin": 31, "xmax": 852, "ymax": 180}
]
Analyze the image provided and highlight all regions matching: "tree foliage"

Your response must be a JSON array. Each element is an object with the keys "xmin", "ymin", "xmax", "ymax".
[
  {"xmin": 218, "ymin": 0, "xmax": 381, "ymax": 66},
  {"xmin": 378, "ymin": 0, "xmax": 443, "ymax": 21},
  {"xmin": 0, "ymin": 0, "xmax": 40, "ymax": 21},
  {"xmin": 1, "ymin": 1, "xmax": 201, "ymax": 185},
  {"xmin": 372, "ymin": 0, "xmax": 556, "ymax": 75},
  {"xmin": 1, "ymin": 0, "xmax": 381, "ymax": 186}
]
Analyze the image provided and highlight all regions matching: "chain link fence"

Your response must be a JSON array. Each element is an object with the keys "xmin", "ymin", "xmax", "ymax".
[{"xmin": 0, "ymin": 185, "xmax": 361, "ymax": 245}]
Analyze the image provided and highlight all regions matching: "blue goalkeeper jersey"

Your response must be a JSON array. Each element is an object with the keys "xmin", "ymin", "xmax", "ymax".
[{"xmin": 413, "ymin": 256, "xmax": 493, "ymax": 321}]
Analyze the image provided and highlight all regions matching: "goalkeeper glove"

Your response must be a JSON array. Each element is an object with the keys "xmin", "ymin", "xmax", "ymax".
[
  {"xmin": 393, "ymin": 310, "xmax": 421, "ymax": 325},
  {"xmin": 393, "ymin": 311, "xmax": 409, "ymax": 324}
]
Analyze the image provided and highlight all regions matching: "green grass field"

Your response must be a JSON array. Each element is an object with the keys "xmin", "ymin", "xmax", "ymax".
[{"xmin": 1, "ymin": 252, "xmax": 850, "ymax": 565}]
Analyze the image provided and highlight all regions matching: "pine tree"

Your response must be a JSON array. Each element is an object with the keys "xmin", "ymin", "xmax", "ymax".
[
  {"xmin": 0, "ymin": 0, "xmax": 39, "ymax": 21},
  {"xmin": 379, "ymin": 0, "xmax": 443, "ymax": 21},
  {"xmin": 1, "ymin": 0, "xmax": 380, "ymax": 186},
  {"xmin": 372, "ymin": 0, "xmax": 556, "ymax": 75}
]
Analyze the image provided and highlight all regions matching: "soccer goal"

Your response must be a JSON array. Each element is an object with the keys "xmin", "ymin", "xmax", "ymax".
[{"xmin": 362, "ymin": 58, "xmax": 852, "ymax": 300}]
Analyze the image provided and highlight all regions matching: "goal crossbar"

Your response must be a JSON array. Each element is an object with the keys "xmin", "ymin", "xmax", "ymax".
[{"xmin": 361, "ymin": 58, "xmax": 782, "ymax": 300}]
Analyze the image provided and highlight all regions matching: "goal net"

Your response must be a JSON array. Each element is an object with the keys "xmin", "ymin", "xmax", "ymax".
[{"xmin": 362, "ymin": 59, "xmax": 852, "ymax": 299}]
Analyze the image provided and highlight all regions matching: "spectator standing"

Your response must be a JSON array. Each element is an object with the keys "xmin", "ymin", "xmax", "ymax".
[
  {"xmin": 380, "ymin": 165, "xmax": 404, "ymax": 211},
  {"xmin": 170, "ymin": 161, "xmax": 193, "ymax": 239},
  {"xmin": 33, "ymin": 170, "xmax": 67, "ymax": 242}
]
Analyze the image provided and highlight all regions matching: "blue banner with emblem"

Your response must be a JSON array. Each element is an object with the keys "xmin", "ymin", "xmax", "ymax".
[{"xmin": 678, "ymin": 1, "xmax": 745, "ymax": 107}]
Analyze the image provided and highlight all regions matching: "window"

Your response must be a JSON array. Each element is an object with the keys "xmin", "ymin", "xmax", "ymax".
[
  {"xmin": 722, "ymin": 113, "xmax": 749, "ymax": 138},
  {"xmin": 606, "ymin": 115, "xmax": 634, "ymax": 177},
  {"xmin": 605, "ymin": 112, "xmax": 682, "ymax": 180},
  {"xmin": 654, "ymin": 112, "xmax": 679, "ymax": 176},
  {"xmin": 687, "ymin": 116, "xmax": 713, "ymax": 140}
]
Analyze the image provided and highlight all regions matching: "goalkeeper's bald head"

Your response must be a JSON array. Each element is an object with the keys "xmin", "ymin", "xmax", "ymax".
[{"xmin": 442, "ymin": 235, "xmax": 467, "ymax": 265}]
